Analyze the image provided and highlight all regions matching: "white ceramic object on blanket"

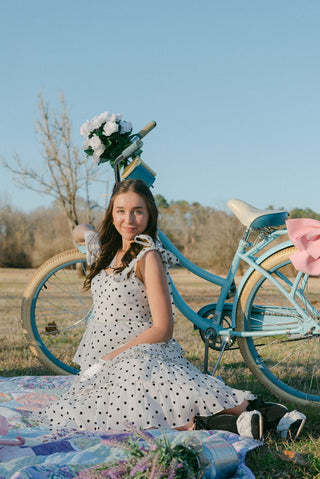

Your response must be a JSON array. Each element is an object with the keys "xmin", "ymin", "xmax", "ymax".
[
  {"xmin": 0, "ymin": 416, "xmax": 25, "ymax": 446},
  {"xmin": 0, "ymin": 417, "xmax": 9, "ymax": 436}
]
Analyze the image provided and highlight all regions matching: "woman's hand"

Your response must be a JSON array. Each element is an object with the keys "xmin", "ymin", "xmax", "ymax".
[
  {"xmin": 102, "ymin": 350, "xmax": 119, "ymax": 361},
  {"xmin": 79, "ymin": 358, "xmax": 106, "ymax": 382}
]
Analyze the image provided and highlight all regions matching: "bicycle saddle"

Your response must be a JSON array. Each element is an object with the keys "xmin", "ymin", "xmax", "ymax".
[{"xmin": 227, "ymin": 199, "xmax": 288, "ymax": 228}]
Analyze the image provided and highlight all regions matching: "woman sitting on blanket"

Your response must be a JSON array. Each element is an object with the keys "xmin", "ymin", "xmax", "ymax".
[{"xmin": 40, "ymin": 179, "xmax": 306, "ymax": 441}]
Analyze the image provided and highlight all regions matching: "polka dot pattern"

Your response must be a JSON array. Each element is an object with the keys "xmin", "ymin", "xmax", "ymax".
[{"xmin": 41, "ymin": 236, "xmax": 254, "ymax": 432}]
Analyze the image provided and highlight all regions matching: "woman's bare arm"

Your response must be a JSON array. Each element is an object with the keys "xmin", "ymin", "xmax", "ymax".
[{"xmin": 102, "ymin": 250, "xmax": 173, "ymax": 361}]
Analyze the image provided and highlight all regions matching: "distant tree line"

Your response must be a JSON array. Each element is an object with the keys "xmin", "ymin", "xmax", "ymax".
[
  {"xmin": 2, "ymin": 90, "xmax": 318, "ymax": 271},
  {"xmin": 289, "ymin": 208, "xmax": 320, "ymax": 220},
  {"xmin": 0, "ymin": 198, "xmax": 103, "ymax": 268},
  {"xmin": 1, "ymin": 194, "xmax": 319, "ymax": 271},
  {"xmin": 155, "ymin": 195, "xmax": 245, "ymax": 273}
]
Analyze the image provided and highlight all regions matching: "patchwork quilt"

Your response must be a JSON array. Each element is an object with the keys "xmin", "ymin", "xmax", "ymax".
[{"xmin": 0, "ymin": 376, "xmax": 260, "ymax": 478}]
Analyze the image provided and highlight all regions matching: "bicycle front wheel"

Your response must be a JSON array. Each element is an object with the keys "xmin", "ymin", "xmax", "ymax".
[
  {"xmin": 21, "ymin": 249, "xmax": 92, "ymax": 375},
  {"xmin": 236, "ymin": 246, "xmax": 320, "ymax": 406}
]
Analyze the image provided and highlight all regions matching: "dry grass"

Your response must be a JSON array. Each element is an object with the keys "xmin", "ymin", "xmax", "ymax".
[
  {"xmin": 0, "ymin": 267, "xmax": 319, "ymax": 477},
  {"xmin": 0, "ymin": 268, "xmax": 52, "ymax": 375}
]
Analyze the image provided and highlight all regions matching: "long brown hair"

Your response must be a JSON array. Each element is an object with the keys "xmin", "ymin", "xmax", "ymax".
[{"xmin": 84, "ymin": 179, "xmax": 158, "ymax": 289}]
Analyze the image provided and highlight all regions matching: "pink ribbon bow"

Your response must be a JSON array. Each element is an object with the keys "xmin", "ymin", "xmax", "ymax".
[{"xmin": 286, "ymin": 218, "xmax": 320, "ymax": 276}]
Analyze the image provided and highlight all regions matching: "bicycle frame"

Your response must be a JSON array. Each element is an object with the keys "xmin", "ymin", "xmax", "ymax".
[
  {"xmin": 101, "ymin": 123, "xmax": 320, "ymax": 395},
  {"xmin": 109, "ymin": 121, "xmax": 320, "ymax": 341},
  {"xmin": 157, "ymin": 229, "xmax": 320, "ymax": 340},
  {"xmin": 20, "ymin": 118, "xmax": 320, "ymax": 405}
]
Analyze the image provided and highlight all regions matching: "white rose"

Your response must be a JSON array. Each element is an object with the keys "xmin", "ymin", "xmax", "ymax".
[
  {"xmin": 89, "ymin": 135, "xmax": 106, "ymax": 158},
  {"xmin": 119, "ymin": 120, "xmax": 132, "ymax": 134},
  {"xmin": 97, "ymin": 111, "xmax": 110, "ymax": 125},
  {"xmin": 80, "ymin": 120, "xmax": 91, "ymax": 138},
  {"xmin": 103, "ymin": 121, "xmax": 119, "ymax": 137},
  {"xmin": 82, "ymin": 137, "xmax": 90, "ymax": 150},
  {"xmin": 109, "ymin": 113, "xmax": 122, "ymax": 122},
  {"xmin": 89, "ymin": 115, "xmax": 104, "ymax": 131}
]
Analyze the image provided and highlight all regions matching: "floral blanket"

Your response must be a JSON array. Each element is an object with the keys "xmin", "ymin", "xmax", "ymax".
[{"xmin": 0, "ymin": 376, "xmax": 260, "ymax": 478}]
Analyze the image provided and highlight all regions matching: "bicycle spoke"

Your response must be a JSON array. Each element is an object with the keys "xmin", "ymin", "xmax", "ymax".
[
  {"xmin": 32, "ymin": 258, "xmax": 91, "ymax": 371},
  {"xmin": 40, "ymin": 271, "xmax": 88, "ymax": 313},
  {"xmin": 238, "ymin": 247, "xmax": 320, "ymax": 404}
]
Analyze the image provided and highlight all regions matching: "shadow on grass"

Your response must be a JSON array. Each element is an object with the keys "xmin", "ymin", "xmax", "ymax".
[
  {"xmin": 0, "ymin": 365, "xmax": 69, "ymax": 377},
  {"xmin": 246, "ymin": 429, "xmax": 320, "ymax": 479}
]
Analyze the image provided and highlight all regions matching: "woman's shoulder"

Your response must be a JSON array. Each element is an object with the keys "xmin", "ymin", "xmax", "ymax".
[
  {"xmin": 137, "ymin": 248, "xmax": 162, "ymax": 268},
  {"xmin": 135, "ymin": 243, "xmax": 163, "ymax": 284},
  {"xmin": 134, "ymin": 234, "xmax": 179, "ymax": 269}
]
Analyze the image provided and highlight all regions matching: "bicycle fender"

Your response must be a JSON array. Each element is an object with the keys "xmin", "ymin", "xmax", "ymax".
[{"xmin": 231, "ymin": 239, "xmax": 293, "ymax": 326}]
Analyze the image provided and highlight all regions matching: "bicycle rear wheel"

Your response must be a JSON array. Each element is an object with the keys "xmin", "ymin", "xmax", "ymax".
[
  {"xmin": 21, "ymin": 249, "xmax": 92, "ymax": 375},
  {"xmin": 236, "ymin": 246, "xmax": 320, "ymax": 406}
]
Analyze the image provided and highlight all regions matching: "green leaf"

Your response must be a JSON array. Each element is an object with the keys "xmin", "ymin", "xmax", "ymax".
[{"xmin": 84, "ymin": 147, "xmax": 93, "ymax": 156}]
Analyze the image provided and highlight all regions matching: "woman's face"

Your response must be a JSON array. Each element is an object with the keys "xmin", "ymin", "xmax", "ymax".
[{"xmin": 112, "ymin": 192, "xmax": 149, "ymax": 245}]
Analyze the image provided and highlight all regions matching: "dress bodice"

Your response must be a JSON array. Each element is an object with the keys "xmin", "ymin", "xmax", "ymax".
[
  {"xmin": 73, "ymin": 234, "xmax": 178, "ymax": 369},
  {"xmin": 91, "ymin": 269, "xmax": 151, "ymax": 324}
]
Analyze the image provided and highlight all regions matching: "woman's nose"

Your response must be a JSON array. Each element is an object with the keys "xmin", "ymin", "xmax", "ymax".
[{"xmin": 125, "ymin": 212, "xmax": 135, "ymax": 224}]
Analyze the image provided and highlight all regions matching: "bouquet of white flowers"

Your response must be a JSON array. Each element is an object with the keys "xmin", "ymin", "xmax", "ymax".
[{"xmin": 80, "ymin": 111, "xmax": 139, "ymax": 167}]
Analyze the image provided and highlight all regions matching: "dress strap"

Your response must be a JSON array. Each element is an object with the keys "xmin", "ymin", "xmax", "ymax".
[
  {"xmin": 114, "ymin": 235, "xmax": 157, "ymax": 279},
  {"xmin": 134, "ymin": 234, "xmax": 155, "ymax": 248},
  {"xmin": 111, "ymin": 234, "xmax": 179, "ymax": 280},
  {"xmin": 110, "ymin": 234, "xmax": 178, "ymax": 322},
  {"xmin": 133, "ymin": 234, "xmax": 179, "ymax": 271}
]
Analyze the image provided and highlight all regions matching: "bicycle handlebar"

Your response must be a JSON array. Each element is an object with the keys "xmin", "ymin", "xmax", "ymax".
[
  {"xmin": 115, "ymin": 139, "xmax": 144, "ymax": 163},
  {"xmin": 114, "ymin": 120, "xmax": 157, "ymax": 183},
  {"xmin": 135, "ymin": 121, "xmax": 157, "ymax": 139}
]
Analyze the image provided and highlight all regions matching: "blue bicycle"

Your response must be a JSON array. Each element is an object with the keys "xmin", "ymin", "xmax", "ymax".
[{"xmin": 21, "ymin": 122, "xmax": 320, "ymax": 407}]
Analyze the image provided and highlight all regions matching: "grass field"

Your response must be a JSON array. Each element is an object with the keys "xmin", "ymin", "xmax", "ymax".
[{"xmin": 0, "ymin": 267, "xmax": 320, "ymax": 478}]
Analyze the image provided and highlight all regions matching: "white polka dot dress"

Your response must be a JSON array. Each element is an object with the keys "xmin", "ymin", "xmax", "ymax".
[{"xmin": 40, "ymin": 235, "xmax": 254, "ymax": 432}]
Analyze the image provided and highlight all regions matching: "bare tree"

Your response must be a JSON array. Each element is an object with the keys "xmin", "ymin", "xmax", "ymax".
[
  {"xmin": 158, "ymin": 201, "xmax": 245, "ymax": 273},
  {"xmin": 2, "ymin": 92, "xmax": 96, "ymax": 231},
  {"xmin": 0, "ymin": 200, "xmax": 33, "ymax": 268}
]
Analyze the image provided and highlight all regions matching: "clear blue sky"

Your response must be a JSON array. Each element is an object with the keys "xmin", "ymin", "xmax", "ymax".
[{"xmin": 1, "ymin": 0, "xmax": 319, "ymax": 213}]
